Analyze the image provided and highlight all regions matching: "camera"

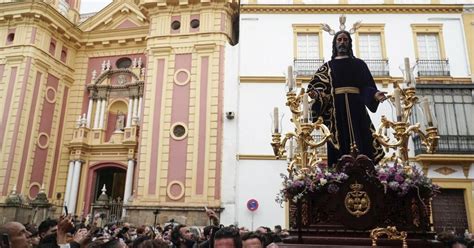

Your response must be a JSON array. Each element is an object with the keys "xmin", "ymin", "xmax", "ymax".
[{"xmin": 225, "ymin": 111, "xmax": 235, "ymax": 120}]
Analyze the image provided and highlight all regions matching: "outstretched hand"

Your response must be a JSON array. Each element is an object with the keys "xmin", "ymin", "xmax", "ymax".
[{"xmin": 375, "ymin": 91, "xmax": 388, "ymax": 102}]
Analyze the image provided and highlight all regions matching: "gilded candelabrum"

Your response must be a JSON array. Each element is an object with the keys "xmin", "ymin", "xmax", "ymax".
[
  {"xmin": 271, "ymin": 88, "xmax": 333, "ymax": 174},
  {"xmin": 373, "ymin": 82, "xmax": 439, "ymax": 167}
]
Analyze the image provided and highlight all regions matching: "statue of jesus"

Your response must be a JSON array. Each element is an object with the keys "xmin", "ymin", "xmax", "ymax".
[{"xmin": 307, "ymin": 30, "xmax": 387, "ymax": 167}]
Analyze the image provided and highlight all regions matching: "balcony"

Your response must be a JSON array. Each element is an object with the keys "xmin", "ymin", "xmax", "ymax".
[
  {"xmin": 294, "ymin": 58, "xmax": 324, "ymax": 76},
  {"xmin": 417, "ymin": 59, "xmax": 450, "ymax": 77},
  {"xmin": 414, "ymin": 135, "xmax": 474, "ymax": 155},
  {"xmin": 365, "ymin": 59, "xmax": 390, "ymax": 77}
]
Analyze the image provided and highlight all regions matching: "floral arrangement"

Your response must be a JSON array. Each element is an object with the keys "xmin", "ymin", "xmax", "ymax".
[
  {"xmin": 276, "ymin": 161, "xmax": 440, "ymax": 204},
  {"xmin": 375, "ymin": 163, "xmax": 440, "ymax": 197},
  {"xmin": 276, "ymin": 162, "xmax": 348, "ymax": 204}
]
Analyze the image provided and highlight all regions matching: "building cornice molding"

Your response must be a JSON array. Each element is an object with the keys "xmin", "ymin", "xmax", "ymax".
[{"xmin": 241, "ymin": 4, "xmax": 464, "ymax": 14}]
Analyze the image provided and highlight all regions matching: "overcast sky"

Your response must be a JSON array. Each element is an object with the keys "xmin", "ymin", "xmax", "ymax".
[{"xmin": 80, "ymin": 0, "xmax": 112, "ymax": 14}]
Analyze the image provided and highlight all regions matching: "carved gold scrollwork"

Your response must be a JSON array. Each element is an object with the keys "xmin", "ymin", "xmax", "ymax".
[
  {"xmin": 370, "ymin": 226, "xmax": 408, "ymax": 248},
  {"xmin": 344, "ymin": 182, "xmax": 370, "ymax": 218}
]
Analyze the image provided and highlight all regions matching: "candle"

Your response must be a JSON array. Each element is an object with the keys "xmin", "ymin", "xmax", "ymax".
[
  {"xmin": 287, "ymin": 66, "xmax": 294, "ymax": 91},
  {"xmin": 303, "ymin": 93, "xmax": 309, "ymax": 123},
  {"xmin": 422, "ymin": 97, "xmax": 433, "ymax": 127},
  {"xmin": 394, "ymin": 88, "xmax": 402, "ymax": 122},
  {"xmin": 288, "ymin": 138, "xmax": 294, "ymax": 160},
  {"xmin": 273, "ymin": 107, "xmax": 279, "ymax": 133},
  {"xmin": 404, "ymin": 57, "xmax": 411, "ymax": 85}
]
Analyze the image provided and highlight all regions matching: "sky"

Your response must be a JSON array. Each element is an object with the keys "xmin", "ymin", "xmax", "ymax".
[{"xmin": 80, "ymin": 0, "xmax": 112, "ymax": 14}]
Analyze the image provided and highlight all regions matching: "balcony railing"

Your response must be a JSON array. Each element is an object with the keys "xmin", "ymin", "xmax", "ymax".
[
  {"xmin": 294, "ymin": 59, "xmax": 325, "ymax": 76},
  {"xmin": 413, "ymin": 135, "xmax": 474, "ymax": 155},
  {"xmin": 364, "ymin": 59, "xmax": 390, "ymax": 77},
  {"xmin": 417, "ymin": 59, "xmax": 450, "ymax": 77}
]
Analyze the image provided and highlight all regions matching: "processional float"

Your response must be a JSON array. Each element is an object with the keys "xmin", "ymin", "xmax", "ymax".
[{"xmin": 271, "ymin": 58, "xmax": 441, "ymax": 247}]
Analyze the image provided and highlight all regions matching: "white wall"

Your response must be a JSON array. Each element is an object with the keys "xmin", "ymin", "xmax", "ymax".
[
  {"xmin": 221, "ymin": 42, "xmax": 241, "ymax": 225},
  {"xmin": 236, "ymin": 160, "xmax": 288, "ymax": 230},
  {"xmin": 240, "ymin": 13, "xmax": 470, "ymax": 78}
]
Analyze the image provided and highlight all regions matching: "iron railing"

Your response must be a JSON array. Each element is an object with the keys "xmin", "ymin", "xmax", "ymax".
[
  {"xmin": 417, "ymin": 59, "xmax": 450, "ymax": 77},
  {"xmin": 294, "ymin": 59, "xmax": 325, "ymax": 76},
  {"xmin": 413, "ymin": 135, "xmax": 474, "ymax": 155},
  {"xmin": 364, "ymin": 59, "xmax": 390, "ymax": 77}
]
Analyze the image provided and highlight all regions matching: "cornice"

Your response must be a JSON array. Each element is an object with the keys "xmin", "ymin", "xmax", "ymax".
[
  {"xmin": 0, "ymin": 1, "xmax": 82, "ymax": 42},
  {"xmin": 415, "ymin": 154, "xmax": 474, "ymax": 162},
  {"xmin": 241, "ymin": 4, "xmax": 464, "ymax": 14}
]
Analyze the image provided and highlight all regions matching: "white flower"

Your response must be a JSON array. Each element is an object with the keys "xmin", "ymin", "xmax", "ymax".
[{"xmin": 320, "ymin": 178, "xmax": 328, "ymax": 186}]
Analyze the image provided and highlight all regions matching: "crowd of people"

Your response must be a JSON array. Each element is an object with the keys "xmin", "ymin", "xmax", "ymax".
[
  {"xmin": 0, "ymin": 209, "xmax": 473, "ymax": 248},
  {"xmin": 0, "ymin": 209, "xmax": 289, "ymax": 248}
]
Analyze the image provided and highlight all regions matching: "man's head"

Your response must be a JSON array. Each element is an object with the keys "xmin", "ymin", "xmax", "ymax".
[
  {"xmin": 213, "ymin": 227, "xmax": 242, "ymax": 248},
  {"xmin": 332, "ymin": 30, "xmax": 354, "ymax": 59},
  {"xmin": 38, "ymin": 219, "xmax": 57, "ymax": 239},
  {"xmin": 241, "ymin": 232, "xmax": 264, "ymax": 248},
  {"xmin": 0, "ymin": 221, "xmax": 32, "ymax": 248},
  {"xmin": 171, "ymin": 224, "xmax": 194, "ymax": 247}
]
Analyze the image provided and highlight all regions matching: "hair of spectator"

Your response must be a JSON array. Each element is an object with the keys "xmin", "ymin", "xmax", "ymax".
[{"xmin": 213, "ymin": 227, "xmax": 242, "ymax": 248}]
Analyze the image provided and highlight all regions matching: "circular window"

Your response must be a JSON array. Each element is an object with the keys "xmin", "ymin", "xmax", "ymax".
[
  {"xmin": 170, "ymin": 122, "xmax": 188, "ymax": 140},
  {"xmin": 116, "ymin": 57, "xmax": 132, "ymax": 69},
  {"xmin": 190, "ymin": 19, "xmax": 200, "ymax": 29},
  {"xmin": 171, "ymin": 20, "xmax": 181, "ymax": 30},
  {"xmin": 173, "ymin": 125, "xmax": 186, "ymax": 138},
  {"xmin": 7, "ymin": 33, "xmax": 14, "ymax": 42}
]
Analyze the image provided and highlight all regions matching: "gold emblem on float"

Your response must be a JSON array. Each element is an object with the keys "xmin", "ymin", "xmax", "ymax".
[{"xmin": 344, "ymin": 182, "xmax": 370, "ymax": 217}]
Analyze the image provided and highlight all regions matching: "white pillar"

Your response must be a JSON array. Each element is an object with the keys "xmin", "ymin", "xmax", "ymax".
[
  {"xmin": 63, "ymin": 160, "xmax": 75, "ymax": 212},
  {"xmin": 122, "ymin": 159, "xmax": 135, "ymax": 217},
  {"xmin": 99, "ymin": 99, "xmax": 107, "ymax": 129},
  {"xmin": 93, "ymin": 99, "xmax": 101, "ymax": 129},
  {"xmin": 137, "ymin": 96, "xmax": 143, "ymax": 123},
  {"xmin": 133, "ymin": 97, "xmax": 138, "ymax": 120},
  {"xmin": 126, "ymin": 97, "xmax": 133, "ymax": 128},
  {"xmin": 86, "ymin": 98, "xmax": 93, "ymax": 128},
  {"xmin": 68, "ymin": 160, "xmax": 82, "ymax": 215}
]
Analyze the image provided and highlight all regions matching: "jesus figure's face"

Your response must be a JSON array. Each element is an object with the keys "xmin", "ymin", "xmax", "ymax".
[{"xmin": 335, "ymin": 32, "xmax": 350, "ymax": 56}]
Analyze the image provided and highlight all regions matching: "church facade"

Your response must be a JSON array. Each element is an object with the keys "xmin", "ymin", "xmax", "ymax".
[
  {"xmin": 0, "ymin": 0, "xmax": 238, "ymax": 225},
  {"xmin": 0, "ymin": 0, "xmax": 474, "ymax": 233}
]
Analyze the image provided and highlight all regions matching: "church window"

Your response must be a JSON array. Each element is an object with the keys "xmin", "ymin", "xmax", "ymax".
[
  {"xmin": 6, "ymin": 32, "xmax": 15, "ymax": 44},
  {"xmin": 49, "ymin": 39, "xmax": 56, "ymax": 56},
  {"xmin": 61, "ymin": 47, "xmax": 68, "ymax": 63},
  {"xmin": 171, "ymin": 20, "xmax": 181, "ymax": 30},
  {"xmin": 116, "ymin": 57, "xmax": 132, "ymax": 69},
  {"xmin": 190, "ymin": 19, "xmax": 200, "ymax": 29},
  {"xmin": 170, "ymin": 123, "xmax": 188, "ymax": 140}
]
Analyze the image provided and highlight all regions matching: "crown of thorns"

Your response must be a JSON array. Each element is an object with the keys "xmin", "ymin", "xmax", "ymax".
[{"xmin": 322, "ymin": 15, "xmax": 362, "ymax": 35}]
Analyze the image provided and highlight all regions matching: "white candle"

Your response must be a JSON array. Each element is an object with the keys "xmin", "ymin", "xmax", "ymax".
[
  {"xmin": 404, "ymin": 57, "xmax": 411, "ymax": 85},
  {"xmin": 273, "ymin": 107, "xmax": 279, "ymax": 133},
  {"xmin": 394, "ymin": 88, "xmax": 402, "ymax": 122},
  {"xmin": 303, "ymin": 93, "xmax": 309, "ymax": 123},
  {"xmin": 422, "ymin": 97, "xmax": 433, "ymax": 127},
  {"xmin": 287, "ymin": 66, "xmax": 294, "ymax": 91},
  {"xmin": 288, "ymin": 138, "xmax": 294, "ymax": 160}
]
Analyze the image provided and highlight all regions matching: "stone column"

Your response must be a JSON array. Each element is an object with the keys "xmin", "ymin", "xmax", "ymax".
[
  {"xmin": 63, "ymin": 160, "xmax": 75, "ymax": 212},
  {"xmin": 86, "ymin": 98, "xmax": 93, "ymax": 128},
  {"xmin": 127, "ymin": 97, "xmax": 133, "ymax": 128},
  {"xmin": 132, "ymin": 97, "xmax": 138, "ymax": 123},
  {"xmin": 68, "ymin": 160, "xmax": 82, "ymax": 215},
  {"xmin": 99, "ymin": 98, "xmax": 107, "ymax": 129},
  {"xmin": 93, "ymin": 99, "xmax": 101, "ymax": 129},
  {"xmin": 122, "ymin": 159, "xmax": 135, "ymax": 217},
  {"xmin": 137, "ymin": 96, "xmax": 143, "ymax": 123}
]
